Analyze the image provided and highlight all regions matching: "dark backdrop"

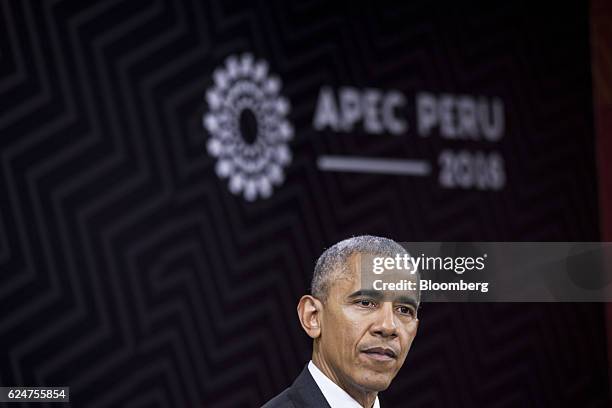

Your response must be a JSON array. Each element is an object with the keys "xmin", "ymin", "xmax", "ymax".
[{"xmin": 0, "ymin": 1, "xmax": 608, "ymax": 407}]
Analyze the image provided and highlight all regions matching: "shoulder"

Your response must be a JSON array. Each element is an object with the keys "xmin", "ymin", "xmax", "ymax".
[
  {"xmin": 261, "ymin": 387, "xmax": 295, "ymax": 408},
  {"xmin": 261, "ymin": 365, "xmax": 330, "ymax": 408}
]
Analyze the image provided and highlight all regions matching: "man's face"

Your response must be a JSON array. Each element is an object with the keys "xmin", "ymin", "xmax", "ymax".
[{"xmin": 316, "ymin": 252, "xmax": 419, "ymax": 393}]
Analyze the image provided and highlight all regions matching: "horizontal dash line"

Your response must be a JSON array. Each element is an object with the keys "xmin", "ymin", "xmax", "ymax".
[{"xmin": 317, "ymin": 156, "xmax": 431, "ymax": 176}]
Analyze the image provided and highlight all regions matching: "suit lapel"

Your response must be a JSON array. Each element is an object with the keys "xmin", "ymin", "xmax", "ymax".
[{"xmin": 287, "ymin": 365, "xmax": 332, "ymax": 408}]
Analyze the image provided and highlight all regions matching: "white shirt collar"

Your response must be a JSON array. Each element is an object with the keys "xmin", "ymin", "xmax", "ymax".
[{"xmin": 308, "ymin": 360, "xmax": 381, "ymax": 408}]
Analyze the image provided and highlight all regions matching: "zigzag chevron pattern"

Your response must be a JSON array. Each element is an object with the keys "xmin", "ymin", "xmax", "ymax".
[{"xmin": 0, "ymin": 1, "xmax": 608, "ymax": 407}]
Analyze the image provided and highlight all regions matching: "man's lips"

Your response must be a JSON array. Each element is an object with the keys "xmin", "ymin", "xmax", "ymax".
[{"xmin": 360, "ymin": 346, "xmax": 397, "ymax": 361}]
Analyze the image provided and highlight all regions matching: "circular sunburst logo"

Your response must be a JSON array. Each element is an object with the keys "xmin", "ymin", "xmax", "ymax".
[{"xmin": 203, "ymin": 53, "xmax": 293, "ymax": 201}]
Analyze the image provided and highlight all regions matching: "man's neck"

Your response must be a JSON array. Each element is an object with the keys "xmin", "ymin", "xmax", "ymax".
[{"xmin": 311, "ymin": 353, "xmax": 378, "ymax": 408}]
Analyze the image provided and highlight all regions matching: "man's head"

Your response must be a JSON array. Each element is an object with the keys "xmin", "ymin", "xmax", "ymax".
[{"xmin": 297, "ymin": 235, "xmax": 420, "ymax": 399}]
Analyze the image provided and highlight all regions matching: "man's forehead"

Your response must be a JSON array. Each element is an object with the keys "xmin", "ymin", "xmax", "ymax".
[
  {"xmin": 345, "ymin": 251, "xmax": 418, "ymax": 276},
  {"xmin": 333, "ymin": 252, "xmax": 419, "ymax": 302},
  {"xmin": 360, "ymin": 251, "xmax": 419, "ymax": 298}
]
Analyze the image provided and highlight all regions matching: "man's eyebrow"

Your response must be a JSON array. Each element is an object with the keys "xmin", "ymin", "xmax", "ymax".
[
  {"xmin": 347, "ymin": 290, "xmax": 418, "ymax": 308},
  {"xmin": 347, "ymin": 290, "xmax": 384, "ymax": 300}
]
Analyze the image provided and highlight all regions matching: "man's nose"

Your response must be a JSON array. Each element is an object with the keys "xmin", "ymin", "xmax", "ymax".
[{"xmin": 372, "ymin": 302, "xmax": 398, "ymax": 337}]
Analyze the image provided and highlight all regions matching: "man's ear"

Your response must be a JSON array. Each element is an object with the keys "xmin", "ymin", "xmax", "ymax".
[{"xmin": 297, "ymin": 295, "xmax": 323, "ymax": 339}]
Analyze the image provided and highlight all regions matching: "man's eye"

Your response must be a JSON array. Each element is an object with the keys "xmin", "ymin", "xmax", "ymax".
[
  {"xmin": 397, "ymin": 306, "xmax": 414, "ymax": 316},
  {"xmin": 358, "ymin": 299, "xmax": 376, "ymax": 307}
]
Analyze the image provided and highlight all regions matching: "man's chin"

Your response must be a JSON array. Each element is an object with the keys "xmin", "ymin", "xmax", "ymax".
[{"xmin": 354, "ymin": 371, "xmax": 394, "ymax": 392}]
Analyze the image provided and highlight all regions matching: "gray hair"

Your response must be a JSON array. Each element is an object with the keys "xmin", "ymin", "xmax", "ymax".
[{"xmin": 311, "ymin": 235, "xmax": 415, "ymax": 301}]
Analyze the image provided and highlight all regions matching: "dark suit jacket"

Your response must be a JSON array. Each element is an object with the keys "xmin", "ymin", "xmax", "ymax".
[{"xmin": 261, "ymin": 365, "xmax": 332, "ymax": 408}]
